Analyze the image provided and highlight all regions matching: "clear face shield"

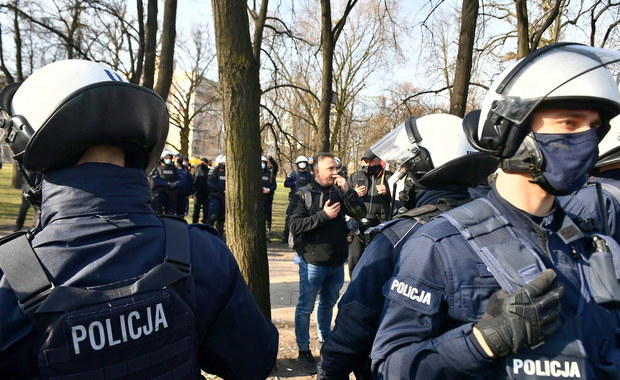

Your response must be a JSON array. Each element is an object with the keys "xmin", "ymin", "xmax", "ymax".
[
  {"xmin": 489, "ymin": 43, "xmax": 620, "ymax": 126},
  {"xmin": 370, "ymin": 116, "xmax": 422, "ymax": 169}
]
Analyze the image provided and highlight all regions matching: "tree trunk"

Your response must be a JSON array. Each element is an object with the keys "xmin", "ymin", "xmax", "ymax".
[
  {"xmin": 211, "ymin": 0, "xmax": 271, "ymax": 318},
  {"xmin": 318, "ymin": 0, "xmax": 334, "ymax": 152},
  {"xmin": 130, "ymin": 0, "xmax": 145, "ymax": 84},
  {"xmin": 449, "ymin": 0, "xmax": 478, "ymax": 117},
  {"xmin": 154, "ymin": 0, "xmax": 176, "ymax": 101},
  {"xmin": 515, "ymin": 0, "xmax": 530, "ymax": 57},
  {"xmin": 142, "ymin": 0, "xmax": 157, "ymax": 88}
]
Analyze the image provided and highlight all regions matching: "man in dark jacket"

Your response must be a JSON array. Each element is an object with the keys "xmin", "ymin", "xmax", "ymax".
[
  {"xmin": 192, "ymin": 157, "xmax": 210, "ymax": 223},
  {"xmin": 346, "ymin": 148, "xmax": 392, "ymax": 276},
  {"xmin": 261, "ymin": 155, "xmax": 278, "ymax": 233},
  {"xmin": 289, "ymin": 152, "xmax": 366, "ymax": 374},
  {"xmin": 207, "ymin": 155, "xmax": 226, "ymax": 235}
]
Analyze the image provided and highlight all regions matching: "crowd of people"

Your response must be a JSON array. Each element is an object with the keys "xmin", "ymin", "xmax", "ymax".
[{"xmin": 3, "ymin": 42, "xmax": 620, "ymax": 380}]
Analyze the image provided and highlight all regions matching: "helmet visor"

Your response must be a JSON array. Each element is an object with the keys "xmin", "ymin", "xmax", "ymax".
[
  {"xmin": 370, "ymin": 117, "xmax": 421, "ymax": 168},
  {"xmin": 494, "ymin": 43, "xmax": 620, "ymax": 125}
]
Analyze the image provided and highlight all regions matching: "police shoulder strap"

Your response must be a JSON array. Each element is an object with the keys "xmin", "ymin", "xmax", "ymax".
[{"xmin": 0, "ymin": 217, "xmax": 191, "ymax": 321}]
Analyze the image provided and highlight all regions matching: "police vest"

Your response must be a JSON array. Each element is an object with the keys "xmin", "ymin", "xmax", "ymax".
[
  {"xmin": 0, "ymin": 217, "xmax": 200, "ymax": 380},
  {"xmin": 440, "ymin": 198, "xmax": 620, "ymax": 380},
  {"xmin": 156, "ymin": 164, "xmax": 178, "ymax": 182}
]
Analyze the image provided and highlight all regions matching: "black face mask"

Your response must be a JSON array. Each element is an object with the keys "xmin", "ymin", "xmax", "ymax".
[{"xmin": 366, "ymin": 164, "xmax": 382, "ymax": 176}]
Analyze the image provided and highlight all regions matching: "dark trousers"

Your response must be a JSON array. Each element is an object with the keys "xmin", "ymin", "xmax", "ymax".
[
  {"xmin": 192, "ymin": 195, "xmax": 209, "ymax": 223},
  {"xmin": 347, "ymin": 234, "xmax": 365, "ymax": 278}
]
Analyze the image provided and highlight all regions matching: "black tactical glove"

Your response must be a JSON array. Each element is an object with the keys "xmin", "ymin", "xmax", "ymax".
[
  {"xmin": 168, "ymin": 181, "xmax": 179, "ymax": 189},
  {"xmin": 474, "ymin": 269, "xmax": 564, "ymax": 358}
]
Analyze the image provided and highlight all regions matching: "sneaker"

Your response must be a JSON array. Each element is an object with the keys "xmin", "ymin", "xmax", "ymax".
[{"xmin": 297, "ymin": 349, "xmax": 317, "ymax": 374}]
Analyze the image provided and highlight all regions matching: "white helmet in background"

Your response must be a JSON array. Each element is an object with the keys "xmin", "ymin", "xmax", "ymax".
[
  {"xmin": 371, "ymin": 113, "xmax": 498, "ymax": 187},
  {"xmin": 295, "ymin": 155, "xmax": 308, "ymax": 164},
  {"xmin": 215, "ymin": 154, "xmax": 226, "ymax": 166},
  {"xmin": 261, "ymin": 155, "xmax": 268, "ymax": 162},
  {"xmin": 596, "ymin": 115, "xmax": 620, "ymax": 169},
  {"xmin": 161, "ymin": 149, "xmax": 175, "ymax": 158},
  {"xmin": 0, "ymin": 59, "xmax": 169, "ymax": 172}
]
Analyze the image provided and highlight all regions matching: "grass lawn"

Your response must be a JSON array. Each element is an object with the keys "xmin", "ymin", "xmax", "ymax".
[{"xmin": 0, "ymin": 163, "xmax": 34, "ymax": 231}]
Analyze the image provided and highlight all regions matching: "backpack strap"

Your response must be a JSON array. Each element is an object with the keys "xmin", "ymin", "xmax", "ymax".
[{"xmin": 439, "ymin": 198, "xmax": 547, "ymax": 294}]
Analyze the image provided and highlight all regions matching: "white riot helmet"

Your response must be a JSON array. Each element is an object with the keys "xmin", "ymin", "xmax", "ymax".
[
  {"xmin": 295, "ymin": 155, "xmax": 308, "ymax": 170},
  {"xmin": 596, "ymin": 116, "xmax": 620, "ymax": 169},
  {"xmin": 161, "ymin": 149, "xmax": 175, "ymax": 158},
  {"xmin": 0, "ymin": 59, "xmax": 169, "ymax": 173},
  {"xmin": 464, "ymin": 43, "xmax": 620, "ymax": 159},
  {"xmin": 371, "ymin": 113, "xmax": 498, "ymax": 187},
  {"xmin": 215, "ymin": 154, "xmax": 226, "ymax": 166},
  {"xmin": 261, "ymin": 155, "xmax": 268, "ymax": 162}
]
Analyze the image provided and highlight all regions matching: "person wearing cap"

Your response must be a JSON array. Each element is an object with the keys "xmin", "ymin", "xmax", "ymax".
[
  {"xmin": 345, "ymin": 148, "xmax": 392, "ymax": 277},
  {"xmin": 0, "ymin": 60, "xmax": 277, "ymax": 379},
  {"xmin": 372, "ymin": 43, "xmax": 620, "ymax": 379},
  {"xmin": 151, "ymin": 149, "xmax": 180, "ymax": 215},
  {"xmin": 192, "ymin": 157, "xmax": 211, "ymax": 224}
]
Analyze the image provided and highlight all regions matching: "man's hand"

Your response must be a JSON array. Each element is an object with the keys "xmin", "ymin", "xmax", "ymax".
[
  {"xmin": 262, "ymin": 187, "xmax": 270, "ymax": 194},
  {"xmin": 334, "ymin": 175, "xmax": 349, "ymax": 192},
  {"xmin": 376, "ymin": 184, "xmax": 387, "ymax": 195},
  {"xmin": 355, "ymin": 185, "xmax": 367, "ymax": 197},
  {"xmin": 323, "ymin": 199, "xmax": 341, "ymax": 219},
  {"xmin": 473, "ymin": 269, "xmax": 563, "ymax": 358}
]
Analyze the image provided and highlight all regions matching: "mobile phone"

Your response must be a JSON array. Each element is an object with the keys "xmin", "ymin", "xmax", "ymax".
[{"xmin": 356, "ymin": 178, "xmax": 366, "ymax": 187}]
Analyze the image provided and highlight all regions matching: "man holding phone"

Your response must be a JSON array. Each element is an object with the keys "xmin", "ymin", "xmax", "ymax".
[
  {"xmin": 289, "ymin": 152, "xmax": 366, "ymax": 374},
  {"xmin": 346, "ymin": 149, "xmax": 393, "ymax": 276}
]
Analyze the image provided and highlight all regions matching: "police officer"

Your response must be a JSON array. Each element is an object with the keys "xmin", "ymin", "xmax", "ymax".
[
  {"xmin": 282, "ymin": 155, "xmax": 313, "ymax": 243},
  {"xmin": 151, "ymin": 149, "xmax": 180, "ymax": 215},
  {"xmin": 317, "ymin": 114, "xmax": 498, "ymax": 380},
  {"xmin": 207, "ymin": 154, "xmax": 226, "ymax": 235},
  {"xmin": 175, "ymin": 154, "xmax": 194, "ymax": 216},
  {"xmin": 372, "ymin": 43, "xmax": 620, "ymax": 379},
  {"xmin": 346, "ymin": 148, "xmax": 392, "ymax": 276},
  {"xmin": 0, "ymin": 60, "xmax": 277, "ymax": 379},
  {"xmin": 261, "ymin": 155, "xmax": 278, "ymax": 234}
]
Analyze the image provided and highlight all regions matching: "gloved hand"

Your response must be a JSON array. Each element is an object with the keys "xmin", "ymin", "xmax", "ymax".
[
  {"xmin": 168, "ymin": 181, "xmax": 179, "ymax": 189},
  {"xmin": 474, "ymin": 269, "xmax": 564, "ymax": 358}
]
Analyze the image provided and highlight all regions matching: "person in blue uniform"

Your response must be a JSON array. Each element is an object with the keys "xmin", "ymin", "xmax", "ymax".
[
  {"xmin": 207, "ymin": 154, "xmax": 226, "ymax": 235},
  {"xmin": 371, "ymin": 43, "xmax": 620, "ymax": 379},
  {"xmin": 317, "ymin": 114, "xmax": 498, "ymax": 380},
  {"xmin": 282, "ymin": 155, "xmax": 313, "ymax": 242},
  {"xmin": 0, "ymin": 59, "xmax": 277, "ymax": 379},
  {"xmin": 151, "ymin": 149, "xmax": 180, "ymax": 215}
]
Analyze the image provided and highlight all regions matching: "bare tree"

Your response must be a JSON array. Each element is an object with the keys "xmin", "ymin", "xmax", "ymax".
[
  {"xmin": 142, "ymin": 0, "xmax": 157, "ymax": 88},
  {"xmin": 449, "ymin": 0, "xmax": 478, "ymax": 116},
  {"xmin": 211, "ymin": 0, "xmax": 272, "ymax": 317},
  {"xmin": 153, "ymin": 0, "xmax": 176, "ymax": 100}
]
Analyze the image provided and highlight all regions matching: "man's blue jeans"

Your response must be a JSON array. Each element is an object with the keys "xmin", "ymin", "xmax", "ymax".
[{"xmin": 295, "ymin": 260, "xmax": 345, "ymax": 351}]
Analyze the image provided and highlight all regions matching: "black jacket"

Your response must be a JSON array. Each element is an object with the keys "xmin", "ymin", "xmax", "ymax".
[
  {"xmin": 289, "ymin": 180, "xmax": 366, "ymax": 266},
  {"xmin": 347, "ymin": 167, "xmax": 392, "ymax": 224}
]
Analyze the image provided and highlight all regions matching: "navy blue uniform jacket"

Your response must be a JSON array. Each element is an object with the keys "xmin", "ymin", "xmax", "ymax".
[{"xmin": 0, "ymin": 163, "xmax": 278, "ymax": 379}]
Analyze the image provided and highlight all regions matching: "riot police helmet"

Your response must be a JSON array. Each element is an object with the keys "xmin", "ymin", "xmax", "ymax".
[
  {"xmin": 0, "ymin": 59, "xmax": 169, "ymax": 173},
  {"xmin": 463, "ymin": 43, "xmax": 620, "ymax": 160},
  {"xmin": 595, "ymin": 116, "xmax": 620, "ymax": 169},
  {"xmin": 371, "ymin": 113, "xmax": 498, "ymax": 187}
]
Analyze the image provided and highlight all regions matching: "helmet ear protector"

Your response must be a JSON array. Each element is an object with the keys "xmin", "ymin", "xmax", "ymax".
[{"xmin": 0, "ymin": 83, "xmax": 36, "ymax": 165}]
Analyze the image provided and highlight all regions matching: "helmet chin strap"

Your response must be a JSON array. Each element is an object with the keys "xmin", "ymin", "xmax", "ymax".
[
  {"xmin": 499, "ymin": 133, "xmax": 568, "ymax": 196},
  {"xmin": 15, "ymin": 161, "xmax": 43, "ymax": 208}
]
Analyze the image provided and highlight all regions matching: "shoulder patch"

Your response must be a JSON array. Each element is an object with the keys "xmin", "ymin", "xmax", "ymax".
[{"xmin": 383, "ymin": 274, "xmax": 443, "ymax": 315}]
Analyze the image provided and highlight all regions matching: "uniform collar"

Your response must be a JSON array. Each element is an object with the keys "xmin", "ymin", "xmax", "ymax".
[{"xmin": 40, "ymin": 163, "xmax": 153, "ymax": 227}]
